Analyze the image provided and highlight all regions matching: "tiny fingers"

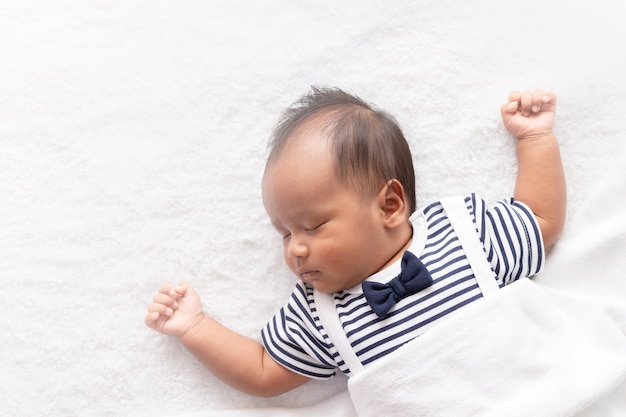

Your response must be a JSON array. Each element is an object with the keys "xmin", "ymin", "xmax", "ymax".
[
  {"xmin": 502, "ymin": 100, "xmax": 518, "ymax": 112},
  {"xmin": 173, "ymin": 282, "xmax": 190, "ymax": 296},
  {"xmin": 505, "ymin": 89, "xmax": 554, "ymax": 117},
  {"xmin": 144, "ymin": 311, "xmax": 161, "ymax": 328},
  {"xmin": 158, "ymin": 284, "xmax": 173, "ymax": 294},
  {"xmin": 541, "ymin": 90, "xmax": 557, "ymax": 108},
  {"xmin": 507, "ymin": 90, "xmax": 521, "ymax": 103},
  {"xmin": 148, "ymin": 301, "xmax": 174, "ymax": 317},
  {"xmin": 517, "ymin": 91, "xmax": 533, "ymax": 116},
  {"xmin": 530, "ymin": 90, "xmax": 542, "ymax": 108},
  {"xmin": 528, "ymin": 90, "xmax": 555, "ymax": 114},
  {"xmin": 152, "ymin": 293, "xmax": 179, "ymax": 309},
  {"xmin": 146, "ymin": 311, "xmax": 159, "ymax": 320},
  {"xmin": 145, "ymin": 290, "xmax": 180, "ymax": 327}
]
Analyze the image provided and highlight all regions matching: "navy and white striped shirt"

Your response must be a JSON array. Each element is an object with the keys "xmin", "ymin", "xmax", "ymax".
[{"xmin": 261, "ymin": 194, "xmax": 545, "ymax": 379}]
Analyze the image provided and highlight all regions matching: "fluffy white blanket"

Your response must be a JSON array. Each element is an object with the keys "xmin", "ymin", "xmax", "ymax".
[
  {"xmin": 346, "ymin": 278, "xmax": 626, "ymax": 417},
  {"xmin": 2, "ymin": 1, "xmax": 626, "ymax": 416}
]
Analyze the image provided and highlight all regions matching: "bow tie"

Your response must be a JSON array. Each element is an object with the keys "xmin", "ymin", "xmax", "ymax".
[{"xmin": 362, "ymin": 251, "xmax": 434, "ymax": 319}]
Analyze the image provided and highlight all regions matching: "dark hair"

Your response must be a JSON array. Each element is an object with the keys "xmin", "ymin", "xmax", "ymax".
[{"xmin": 266, "ymin": 86, "xmax": 416, "ymax": 214}]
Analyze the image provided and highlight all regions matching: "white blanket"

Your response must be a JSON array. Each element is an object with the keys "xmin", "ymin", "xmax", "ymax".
[
  {"xmin": 349, "ymin": 278, "xmax": 626, "ymax": 417},
  {"xmin": 2, "ymin": 1, "xmax": 626, "ymax": 416}
]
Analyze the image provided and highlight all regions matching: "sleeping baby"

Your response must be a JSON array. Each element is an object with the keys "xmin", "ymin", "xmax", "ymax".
[{"xmin": 145, "ymin": 86, "xmax": 565, "ymax": 397}]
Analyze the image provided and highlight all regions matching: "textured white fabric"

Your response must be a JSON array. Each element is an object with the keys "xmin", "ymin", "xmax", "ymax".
[{"xmin": 348, "ymin": 278, "xmax": 626, "ymax": 417}]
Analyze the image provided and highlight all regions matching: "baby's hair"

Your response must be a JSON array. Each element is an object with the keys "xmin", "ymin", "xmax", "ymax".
[{"xmin": 266, "ymin": 86, "xmax": 416, "ymax": 213}]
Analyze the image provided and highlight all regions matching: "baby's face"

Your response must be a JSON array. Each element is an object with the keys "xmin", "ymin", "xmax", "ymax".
[{"xmin": 262, "ymin": 131, "xmax": 391, "ymax": 293}]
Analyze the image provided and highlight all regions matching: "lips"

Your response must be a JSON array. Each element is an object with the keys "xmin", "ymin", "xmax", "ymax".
[{"xmin": 299, "ymin": 270, "xmax": 319, "ymax": 282}]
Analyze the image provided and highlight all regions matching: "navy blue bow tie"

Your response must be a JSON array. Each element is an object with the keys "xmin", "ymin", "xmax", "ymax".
[{"xmin": 362, "ymin": 251, "xmax": 434, "ymax": 318}]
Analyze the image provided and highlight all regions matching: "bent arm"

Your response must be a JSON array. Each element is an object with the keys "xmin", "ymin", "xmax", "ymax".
[
  {"xmin": 180, "ymin": 315, "xmax": 311, "ymax": 397},
  {"xmin": 514, "ymin": 133, "xmax": 566, "ymax": 248},
  {"xmin": 501, "ymin": 90, "xmax": 566, "ymax": 248}
]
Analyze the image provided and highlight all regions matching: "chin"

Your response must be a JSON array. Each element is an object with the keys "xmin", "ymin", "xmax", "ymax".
[
  {"xmin": 308, "ymin": 281, "xmax": 333, "ymax": 293},
  {"xmin": 312, "ymin": 281, "xmax": 349, "ymax": 294}
]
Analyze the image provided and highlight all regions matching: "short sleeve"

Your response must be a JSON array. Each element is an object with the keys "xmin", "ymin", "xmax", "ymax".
[
  {"xmin": 261, "ymin": 282, "xmax": 338, "ymax": 380},
  {"xmin": 467, "ymin": 193, "xmax": 545, "ymax": 285}
]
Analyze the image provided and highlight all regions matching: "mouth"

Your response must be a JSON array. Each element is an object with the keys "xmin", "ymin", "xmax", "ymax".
[{"xmin": 299, "ymin": 270, "xmax": 319, "ymax": 282}]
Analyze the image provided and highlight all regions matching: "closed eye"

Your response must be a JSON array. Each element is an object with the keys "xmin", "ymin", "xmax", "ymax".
[{"xmin": 304, "ymin": 222, "xmax": 326, "ymax": 232}]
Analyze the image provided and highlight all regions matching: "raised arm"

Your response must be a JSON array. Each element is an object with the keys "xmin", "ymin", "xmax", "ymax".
[
  {"xmin": 145, "ymin": 283, "xmax": 310, "ymax": 397},
  {"xmin": 500, "ymin": 90, "xmax": 566, "ymax": 248}
]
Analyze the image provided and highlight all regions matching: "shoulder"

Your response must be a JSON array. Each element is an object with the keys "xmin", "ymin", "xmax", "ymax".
[
  {"xmin": 420, "ymin": 193, "xmax": 485, "ymax": 222},
  {"xmin": 419, "ymin": 193, "xmax": 506, "ymax": 245}
]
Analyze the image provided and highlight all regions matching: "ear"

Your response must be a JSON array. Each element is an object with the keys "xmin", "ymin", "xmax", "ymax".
[{"xmin": 378, "ymin": 179, "xmax": 409, "ymax": 229}]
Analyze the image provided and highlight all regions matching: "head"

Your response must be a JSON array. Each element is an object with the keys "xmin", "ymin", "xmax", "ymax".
[
  {"xmin": 262, "ymin": 87, "xmax": 416, "ymax": 292},
  {"xmin": 266, "ymin": 87, "xmax": 416, "ymax": 214}
]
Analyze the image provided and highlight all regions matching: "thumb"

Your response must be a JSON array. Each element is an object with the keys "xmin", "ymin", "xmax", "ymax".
[{"xmin": 173, "ymin": 282, "xmax": 191, "ymax": 297}]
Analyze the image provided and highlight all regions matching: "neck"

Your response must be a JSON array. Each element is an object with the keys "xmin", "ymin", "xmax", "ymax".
[{"xmin": 377, "ymin": 221, "xmax": 413, "ymax": 272}]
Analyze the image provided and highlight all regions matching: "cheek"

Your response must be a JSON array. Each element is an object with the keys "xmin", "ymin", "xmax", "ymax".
[{"xmin": 314, "ymin": 240, "xmax": 352, "ymax": 269}]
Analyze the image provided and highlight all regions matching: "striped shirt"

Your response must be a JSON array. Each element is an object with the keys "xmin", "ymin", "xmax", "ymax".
[{"xmin": 261, "ymin": 194, "xmax": 545, "ymax": 379}]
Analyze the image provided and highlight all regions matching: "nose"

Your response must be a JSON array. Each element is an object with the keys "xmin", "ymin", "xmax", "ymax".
[{"xmin": 287, "ymin": 236, "xmax": 309, "ymax": 259}]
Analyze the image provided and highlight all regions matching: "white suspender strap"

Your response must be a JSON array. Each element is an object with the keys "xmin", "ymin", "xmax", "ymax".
[
  {"xmin": 314, "ymin": 289, "xmax": 366, "ymax": 375},
  {"xmin": 440, "ymin": 196, "xmax": 500, "ymax": 297}
]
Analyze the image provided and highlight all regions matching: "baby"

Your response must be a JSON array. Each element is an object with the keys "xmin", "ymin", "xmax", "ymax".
[{"xmin": 145, "ymin": 87, "xmax": 566, "ymax": 397}]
